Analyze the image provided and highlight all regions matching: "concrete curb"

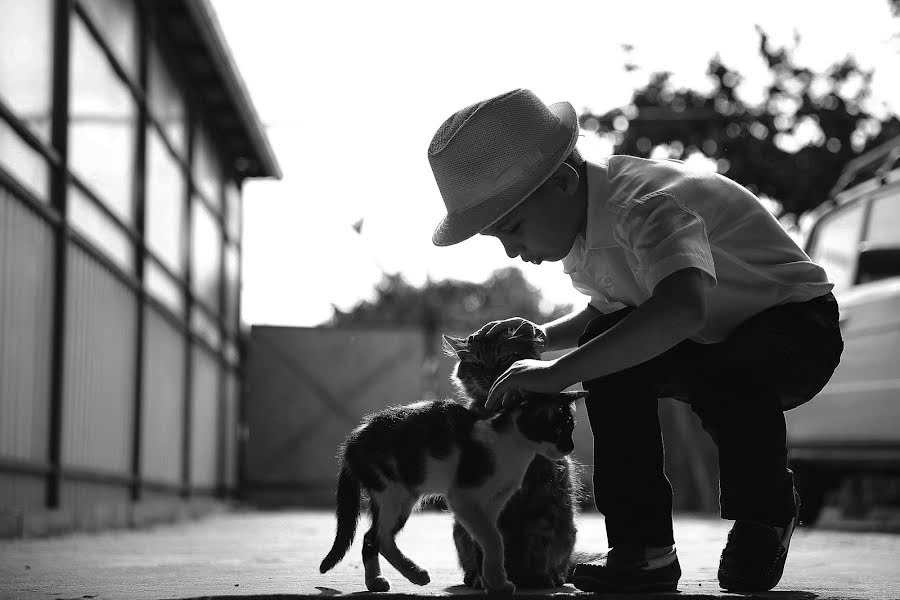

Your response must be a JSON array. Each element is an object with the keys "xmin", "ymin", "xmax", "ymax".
[{"xmin": 0, "ymin": 497, "xmax": 230, "ymax": 539}]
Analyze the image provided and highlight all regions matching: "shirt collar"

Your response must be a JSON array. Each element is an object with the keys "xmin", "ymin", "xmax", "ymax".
[
  {"xmin": 561, "ymin": 159, "xmax": 619, "ymax": 273},
  {"xmin": 583, "ymin": 159, "xmax": 619, "ymax": 250}
]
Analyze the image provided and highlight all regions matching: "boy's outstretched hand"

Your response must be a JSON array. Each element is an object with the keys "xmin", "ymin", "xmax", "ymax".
[{"xmin": 486, "ymin": 358, "xmax": 569, "ymax": 410}]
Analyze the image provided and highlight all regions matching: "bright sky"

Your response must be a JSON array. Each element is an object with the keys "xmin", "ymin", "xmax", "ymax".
[{"xmin": 210, "ymin": 0, "xmax": 900, "ymax": 327}]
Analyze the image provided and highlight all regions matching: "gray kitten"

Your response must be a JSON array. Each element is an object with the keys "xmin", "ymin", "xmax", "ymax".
[{"xmin": 444, "ymin": 324, "xmax": 595, "ymax": 589}]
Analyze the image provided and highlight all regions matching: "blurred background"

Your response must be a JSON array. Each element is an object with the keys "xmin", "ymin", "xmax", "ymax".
[{"xmin": 0, "ymin": 0, "xmax": 898, "ymax": 537}]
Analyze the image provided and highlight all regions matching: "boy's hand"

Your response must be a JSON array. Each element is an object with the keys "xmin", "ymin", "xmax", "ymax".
[
  {"xmin": 486, "ymin": 358, "xmax": 569, "ymax": 410},
  {"xmin": 473, "ymin": 317, "xmax": 546, "ymax": 346}
]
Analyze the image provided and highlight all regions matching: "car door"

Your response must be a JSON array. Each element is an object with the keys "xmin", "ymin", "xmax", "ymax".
[{"xmin": 787, "ymin": 185, "xmax": 900, "ymax": 464}]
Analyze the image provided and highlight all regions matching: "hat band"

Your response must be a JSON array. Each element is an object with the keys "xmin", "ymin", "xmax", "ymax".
[{"xmin": 448, "ymin": 123, "xmax": 573, "ymax": 214}]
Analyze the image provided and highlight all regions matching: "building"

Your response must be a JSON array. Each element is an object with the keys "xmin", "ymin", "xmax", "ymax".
[{"xmin": 0, "ymin": 0, "xmax": 280, "ymax": 536}]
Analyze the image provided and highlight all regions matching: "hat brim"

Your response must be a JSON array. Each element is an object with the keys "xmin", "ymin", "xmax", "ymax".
[{"xmin": 431, "ymin": 101, "xmax": 580, "ymax": 247}]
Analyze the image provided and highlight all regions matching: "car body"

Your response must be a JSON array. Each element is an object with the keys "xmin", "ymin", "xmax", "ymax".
[{"xmin": 785, "ymin": 136, "xmax": 900, "ymax": 523}]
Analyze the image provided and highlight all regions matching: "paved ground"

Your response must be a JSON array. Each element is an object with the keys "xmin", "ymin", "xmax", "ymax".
[{"xmin": 1, "ymin": 509, "xmax": 898, "ymax": 600}]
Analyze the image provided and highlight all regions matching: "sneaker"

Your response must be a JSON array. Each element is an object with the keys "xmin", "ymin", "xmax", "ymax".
[
  {"xmin": 718, "ymin": 487, "xmax": 801, "ymax": 592},
  {"xmin": 571, "ymin": 546, "xmax": 681, "ymax": 593}
]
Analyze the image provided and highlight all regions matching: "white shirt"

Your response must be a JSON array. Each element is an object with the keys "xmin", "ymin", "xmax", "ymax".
[{"xmin": 562, "ymin": 156, "xmax": 834, "ymax": 343}]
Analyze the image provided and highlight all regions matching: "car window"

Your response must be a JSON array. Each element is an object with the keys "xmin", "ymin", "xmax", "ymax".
[
  {"xmin": 865, "ymin": 190, "xmax": 900, "ymax": 248},
  {"xmin": 808, "ymin": 201, "xmax": 866, "ymax": 292}
]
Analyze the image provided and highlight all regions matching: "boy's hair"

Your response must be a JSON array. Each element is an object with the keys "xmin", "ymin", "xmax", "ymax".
[{"xmin": 537, "ymin": 148, "xmax": 586, "ymax": 194}]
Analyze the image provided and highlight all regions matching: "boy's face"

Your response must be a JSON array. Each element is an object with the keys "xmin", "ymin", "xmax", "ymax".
[{"xmin": 481, "ymin": 170, "xmax": 584, "ymax": 265}]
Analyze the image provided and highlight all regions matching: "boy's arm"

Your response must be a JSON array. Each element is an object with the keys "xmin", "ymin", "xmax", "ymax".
[
  {"xmin": 555, "ymin": 267, "xmax": 709, "ymax": 381},
  {"xmin": 486, "ymin": 268, "xmax": 710, "ymax": 408},
  {"xmin": 542, "ymin": 304, "xmax": 602, "ymax": 351},
  {"xmin": 471, "ymin": 305, "xmax": 599, "ymax": 352}
]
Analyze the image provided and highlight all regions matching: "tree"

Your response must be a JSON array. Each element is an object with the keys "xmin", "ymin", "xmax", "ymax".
[
  {"xmin": 329, "ymin": 267, "xmax": 573, "ymax": 336},
  {"xmin": 580, "ymin": 27, "xmax": 900, "ymax": 224}
]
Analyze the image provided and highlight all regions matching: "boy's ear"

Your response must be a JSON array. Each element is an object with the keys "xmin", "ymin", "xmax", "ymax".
[
  {"xmin": 550, "ymin": 162, "xmax": 580, "ymax": 195},
  {"xmin": 442, "ymin": 335, "xmax": 468, "ymax": 357}
]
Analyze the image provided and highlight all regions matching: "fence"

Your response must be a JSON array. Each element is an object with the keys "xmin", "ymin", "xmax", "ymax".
[{"xmin": 241, "ymin": 325, "xmax": 719, "ymax": 513}]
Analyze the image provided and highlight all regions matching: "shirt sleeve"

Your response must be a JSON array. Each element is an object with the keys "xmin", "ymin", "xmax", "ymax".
[{"xmin": 616, "ymin": 192, "xmax": 717, "ymax": 293}]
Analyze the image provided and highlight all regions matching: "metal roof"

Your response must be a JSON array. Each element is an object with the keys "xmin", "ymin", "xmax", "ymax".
[{"xmin": 153, "ymin": 0, "xmax": 281, "ymax": 181}]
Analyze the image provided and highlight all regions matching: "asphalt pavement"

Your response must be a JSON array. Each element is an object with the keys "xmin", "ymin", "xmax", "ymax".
[{"xmin": 1, "ymin": 509, "xmax": 898, "ymax": 600}]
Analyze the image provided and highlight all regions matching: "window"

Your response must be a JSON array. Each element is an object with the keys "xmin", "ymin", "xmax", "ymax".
[
  {"xmin": 145, "ymin": 259, "xmax": 184, "ymax": 316},
  {"xmin": 193, "ymin": 126, "xmax": 222, "ymax": 210},
  {"xmin": 0, "ymin": 0, "xmax": 54, "ymax": 143},
  {"xmin": 865, "ymin": 192, "xmax": 900, "ymax": 249},
  {"xmin": 148, "ymin": 38, "xmax": 186, "ymax": 156},
  {"xmin": 68, "ymin": 184, "xmax": 134, "ymax": 272},
  {"xmin": 224, "ymin": 180, "xmax": 241, "ymax": 241},
  {"xmin": 808, "ymin": 201, "xmax": 866, "ymax": 292},
  {"xmin": 68, "ymin": 12, "xmax": 136, "ymax": 225},
  {"xmin": 145, "ymin": 127, "xmax": 186, "ymax": 274},
  {"xmin": 223, "ymin": 244, "xmax": 239, "ymax": 332},
  {"xmin": 191, "ymin": 198, "xmax": 221, "ymax": 313},
  {"xmin": 191, "ymin": 309, "xmax": 221, "ymax": 350},
  {"xmin": 0, "ymin": 120, "xmax": 50, "ymax": 200},
  {"xmin": 77, "ymin": 0, "xmax": 138, "ymax": 79}
]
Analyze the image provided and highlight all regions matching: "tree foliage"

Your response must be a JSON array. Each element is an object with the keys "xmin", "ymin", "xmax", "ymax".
[
  {"xmin": 580, "ymin": 28, "xmax": 900, "ymax": 221},
  {"xmin": 329, "ymin": 267, "xmax": 573, "ymax": 335}
]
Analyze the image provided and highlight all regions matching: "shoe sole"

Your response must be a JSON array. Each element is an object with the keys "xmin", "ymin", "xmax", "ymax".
[{"xmin": 572, "ymin": 576, "xmax": 679, "ymax": 593}]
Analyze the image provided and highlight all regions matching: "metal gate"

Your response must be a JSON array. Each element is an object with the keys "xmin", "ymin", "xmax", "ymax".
[{"xmin": 241, "ymin": 325, "xmax": 427, "ymax": 506}]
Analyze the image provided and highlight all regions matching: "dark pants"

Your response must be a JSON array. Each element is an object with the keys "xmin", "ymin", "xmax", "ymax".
[{"xmin": 579, "ymin": 293, "xmax": 843, "ymax": 548}]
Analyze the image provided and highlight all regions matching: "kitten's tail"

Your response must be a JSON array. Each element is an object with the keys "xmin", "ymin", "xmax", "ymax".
[{"xmin": 319, "ymin": 463, "xmax": 361, "ymax": 574}]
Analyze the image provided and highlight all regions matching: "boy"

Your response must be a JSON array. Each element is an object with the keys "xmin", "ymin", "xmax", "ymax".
[{"xmin": 427, "ymin": 88, "xmax": 843, "ymax": 593}]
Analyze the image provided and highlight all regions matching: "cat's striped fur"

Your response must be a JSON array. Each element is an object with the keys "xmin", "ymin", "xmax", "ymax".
[{"xmin": 444, "ymin": 323, "xmax": 594, "ymax": 589}]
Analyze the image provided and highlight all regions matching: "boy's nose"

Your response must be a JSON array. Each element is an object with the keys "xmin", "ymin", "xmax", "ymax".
[{"xmin": 500, "ymin": 238, "xmax": 521, "ymax": 259}]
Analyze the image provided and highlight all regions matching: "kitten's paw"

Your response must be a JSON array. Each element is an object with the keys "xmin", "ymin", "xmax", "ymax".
[
  {"xmin": 463, "ymin": 573, "xmax": 483, "ymax": 589},
  {"xmin": 408, "ymin": 568, "xmax": 430, "ymax": 586},
  {"xmin": 482, "ymin": 571, "xmax": 514, "ymax": 593},
  {"xmin": 365, "ymin": 576, "xmax": 390, "ymax": 592},
  {"xmin": 486, "ymin": 580, "xmax": 515, "ymax": 594}
]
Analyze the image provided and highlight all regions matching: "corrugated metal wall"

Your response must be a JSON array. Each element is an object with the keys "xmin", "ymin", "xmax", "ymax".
[
  {"xmin": 222, "ymin": 372, "xmax": 239, "ymax": 489},
  {"xmin": 0, "ymin": 188, "xmax": 55, "ymax": 463},
  {"xmin": 190, "ymin": 347, "xmax": 220, "ymax": 489},
  {"xmin": 0, "ymin": 473, "xmax": 45, "ymax": 508},
  {"xmin": 61, "ymin": 245, "xmax": 137, "ymax": 474},
  {"xmin": 141, "ymin": 307, "xmax": 185, "ymax": 485},
  {"xmin": 0, "ymin": 1, "xmax": 253, "ymax": 531}
]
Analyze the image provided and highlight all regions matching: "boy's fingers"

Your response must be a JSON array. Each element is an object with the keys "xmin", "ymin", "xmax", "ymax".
[
  {"xmin": 486, "ymin": 318, "xmax": 521, "ymax": 337},
  {"xmin": 474, "ymin": 320, "xmax": 501, "ymax": 338}
]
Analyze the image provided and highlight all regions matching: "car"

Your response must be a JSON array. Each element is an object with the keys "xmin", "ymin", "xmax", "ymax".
[{"xmin": 786, "ymin": 135, "xmax": 900, "ymax": 525}]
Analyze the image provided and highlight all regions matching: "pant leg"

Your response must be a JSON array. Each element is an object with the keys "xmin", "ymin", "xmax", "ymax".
[
  {"xmin": 686, "ymin": 370, "xmax": 795, "ymax": 526},
  {"xmin": 685, "ymin": 292, "xmax": 844, "ymax": 526},
  {"xmin": 579, "ymin": 308, "xmax": 676, "ymax": 548},
  {"xmin": 579, "ymin": 294, "xmax": 843, "ymax": 539}
]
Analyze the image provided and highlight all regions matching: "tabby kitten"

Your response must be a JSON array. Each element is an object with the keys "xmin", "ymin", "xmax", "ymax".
[
  {"xmin": 443, "ymin": 324, "xmax": 586, "ymax": 589},
  {"xmin": 319, "ymin": 392, "xmax": 585, "ymax": 593}
]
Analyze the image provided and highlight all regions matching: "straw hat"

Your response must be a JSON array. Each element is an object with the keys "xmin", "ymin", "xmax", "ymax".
[{"xmin": 428, "ymin": 88, "xmax": 578, "ymax": 246}]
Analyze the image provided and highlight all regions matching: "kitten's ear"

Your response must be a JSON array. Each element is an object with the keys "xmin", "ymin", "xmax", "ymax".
[
  {"xmin": 558, "ymin": 389, "xmax": 589, "ymax": 404},
  {"xmin": 442, "ymin": 335, "xmax": 468, "ymax": 357}
]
